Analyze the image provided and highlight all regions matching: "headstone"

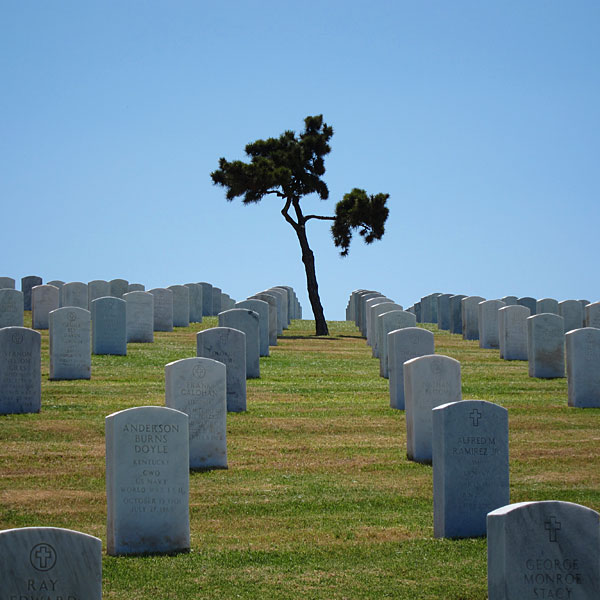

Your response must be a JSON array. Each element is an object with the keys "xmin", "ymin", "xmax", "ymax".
[
  {"xmin": 266, "ymin": 288, "xmax": 287, "ymax": 334},
  {"xmin": 0, "ymin": 276, "xmax": 15, "ymax": 289},
  {"xmin": 124, "ymin": 291, "xmax": 154, "ymax": 343},
  {"xmin": 500, "ymin": 295, "xmax": 518, "ymax": 305},
  {"xmin": 49, "ymin": 307, "xmax": 91, "ymax": 380},
  {"xmin": 437, "ymin": 293, "xmax": 453, "ymax": 330},
  {"xmin": 527, "ymin": 313, "xmax": 565, "ymax": 378},
  {"xmin": 218, "ymin": 308, "xmax": 260, "ymax": 378},
  {"xmin": 462, "ymin": 296, "xmax": 485, "ymax": 340},
  {"xmin": 198, "ymin": 282, "xmax": 213, "ymax": 316},
  {"xmin": 370, "ymin": 301, "xmax": 402, "ymax": 357},
  {"xmin": 478, "ymin": 299, "xmax": 506, "ymax": 349},
  {"xmin": 449, "ymin": 294, "xmax": 466, "ymax": 334},
  {"xmin": 537, "ymin": 297, "xmax": 559, "ymax": 315},
  {"xmin": 0, "ymin": 288, "xmax": 24, "ymax": 327},
  {"xmin": 498, "ymin": 305, "xmax": 530, "ymax": 361},
  {"xmin": 211, "ymin": 286, "xmax": 222, "ymax": 316},
  {"xmin": 165, "ymin": 357, "xmax": 228, "ymax": 469},
  {"xmin": 0, "ymin": 526, "xmax": 102, "ymax": 599},
  {"xmin": 388, "ymin": 327, "xmax": 434, "ymax": 410},
  {"xmin": 378, "ymin": 309, "xmax": 416, "ymax": 378},
  {"xmin": 31, "ymin": 284, "xmax": 59, "ymax": 330},
  {"xmin": 61, "ymin": 281, "xmax": 88, "ymax": 309},
  {"xmin": 249, "ymin": 293, "xmax": 278, "ymax": 346},
  {"xmin": 268, "ymin": 287, "xmax": 289, "ymax": 328},
  {"xmin": 184, "ymin": 283, "xmax": 203, "ymax": 323},
  {"xmin": 0, "ymin": 326, "xmax": 41, "ymax": 414},
  {"xmin": 88, "ymin": 279, "xmax": 110, "ymax": 308},
  {"xmin": 21, "ymin": 275, "xmax": 42, "ymax": 310},
  {"xmin": 559, "ymin": 299, "xmax": 584, "ymax": 333},
  {"xmin": 47, "ymin": 280, "xmax": 65, "ymax": 305},
  {"xmin": 236, "ymin": 299, "xmax": 270, "ymax": 357},
  {"xmin": 91, "ymin": 296, "xmax": 127, "ymax": 355},
  {"xmin": 196, "ymin": 327, "xmax": 246, "ymax": 412},
  {"xmin": 148, "ymin": 288, "xmax": 174, "ymax": 332},
  {"xmin": 517, "ymin": 296, "xmax": 537, "ymax": 315},
  {"xmin": 128, "ymin": 283, "xmax": 145, "ymax": 292},
  {"xmin": 433, "ymin": 400, "xmax": 509, "ymax": 538},
  {"xmin": 487, "ymin": 501, "xmax": 600, "ymax": 599},
  {"xmin": 106, "ymin": 405, "xmax": 190, "ymax": 555},
  {"xmin": 414, "ymin": 301, "xmax": 422, "ymax": 323},
  {"xmin": 364, "ymin": 296, "xmax": 391, "ymax": 345},
  {"xmin": 404, "ymin": 354, "xmax": 462, "ymax": 463},
  {"xmin": 109, "ymin": 278, "xmax": 129, "ymax": 298},
  {"xmin": 168, "ymin": 285, "xmax": 190, "ymax": 328},
  {"xmin": 357, "ymin": 292, "xmax": 383, "ymax": 336},
  {"xmin": 585, "ymin": 302, "xmax": 600, "ymax": 329},
  {"xmin": 566, "ymin": 327, "xmax": 600, "ymax": 408},
  {"xmin": 421, "ymin": 293, "xmax": 441, "ymax": 324}
]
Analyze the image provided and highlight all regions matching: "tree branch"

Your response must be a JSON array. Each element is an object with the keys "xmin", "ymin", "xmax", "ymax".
[
  {"xmin": 281, "ymin": 196, "xmax": 300, "ymax": 231},
  {"xmin": 304, "ymin": 214, "xmax": 336, "ymax": 222}
]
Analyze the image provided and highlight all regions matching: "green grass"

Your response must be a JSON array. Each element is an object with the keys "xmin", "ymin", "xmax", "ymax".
[{"xmin": 1, "ymin": 316, "xmax": 599, "ymax": 598}]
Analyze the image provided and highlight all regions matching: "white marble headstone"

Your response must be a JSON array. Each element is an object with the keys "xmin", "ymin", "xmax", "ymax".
[
  {"xmin": 49, "ymin": 307, "xmax": 91, "ymax": 380},
  {"xmin": 566, "ymin": 327, "xmax": 600, "ymax": 408}
]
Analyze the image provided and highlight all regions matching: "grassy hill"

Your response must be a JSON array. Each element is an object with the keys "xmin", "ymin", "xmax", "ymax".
[{"xmin": 1, "ymin": 316, "xmax": 598, "ymax": 599}]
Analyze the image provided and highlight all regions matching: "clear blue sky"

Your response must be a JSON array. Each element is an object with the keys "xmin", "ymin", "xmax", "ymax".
[{"xmin": 2, "ymin": 1, "xmax": 599, "ymax": 320}]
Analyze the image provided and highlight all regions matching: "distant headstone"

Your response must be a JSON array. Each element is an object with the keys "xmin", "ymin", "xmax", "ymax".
[
  {"xmin": 0, "ymin": 276, "xmax": 15, "ymax": 289},
  {"xmin": 128, "ymin": 283, "xmax": 145, "ymax": 292},
  {"xmin": 165, "ymin": 357, "xmax": 227, "ymax": 469},
  {"xmin": 149, "ymin": 288, "xmax": 174, "ymax": 332},
  {"xmin": 500, "ymin": 295, "xmax": 518, "ymax": 305},
  {"xmin": 31, "ymin": 284, "xmax": 59, "ymax": 330},
  {"xmin": 106, "ymin": 405, "xmax": 190, "ymax": 555},
  {"xmin": 236, "ymin": 299, "xmax": 270, "ymax": 357},
  {"xmin": 91, "ymin": 296, "xmax": 126, "ymax": 355},
  {"xmin": 357, "ymin": 292, "xmax": 383, "ymax": 336},
  {"xmin": 433, "ymin": 400, "xmax": 509, "ymax": 538},
  {"xmin": 61, "ymin": 281, "xmax": 88, "ymax": 309},
  {"xmin": 566, "ymin": 327, "xmax": 600, "ymax": 408},
  {"xmin": 196, "ymin": 327, "xmax": 246, "ymax": 412},
  {"xmin": 498, "ymin": 304, "xmax": 530, "ymax": 361},
  {"xmin": 21, "ymin": 275, "xmax": 42, "ymax": 310},
  {"xmin": 559, "ymin": 299, "xmax": 584, "ymax": 333},
  {"xmin": 88, "ymin": 279, "xmax": 110, "ymax": 308},
  {"xmin": 47, "ymin": 280, "xmax": 65, "ymax": 305},
  {"xmin": 266, "ymin": 288, "xmax": 287, "ymax": 334},
  {"xmin": 388, "ymin": 327, "xmax": 434, "ymax": 410},
  {"xmin": 109, "ymin": 278, "xmax": 129, "ymax": 298},
  {"xmin": 478, "ymin": 299, "xmax": 506, "ymax": 349},
  {"xmin": 0, "ymin": 288, "xmax": 24, "ymax": 327},
  {"xmin": 218, "ymin": 308, "xmax": 260, "ymax": 378},
  {"xmin": 487, "ymin": 501, "xmax": 600, "ymax": 599},
  {"xmin": 449, "ymin": 294, "xmax": 466, "ymax": 334},
  {"xmin": 370, "ymin": 302, "xmax": 402, "ymax": 357},
  {"xmin": 184, "ymin": 283, "xmax": 203, "ymax": 323},
  {"xmin": 0, "ymin": 526, "xmax": 102, "ymax": 599},
  {"xmin": 421, "ymin": 293, "xmax": 442, "ymax": 324},
  {"xmin": 527, "ymin": 313, "xmax": 565, "ymax": 378},
  {"xmin": 404, "ymin": 354, "xmax": 461, "ymax": 463},
  {"xmin": 49, "ymin": 307, "xmax": 91, "ymax": 380},
  {"xmin": 365, "ymin": 297, "xmax": 391, "ymax": 346},
  {"xmin": 377, "ymin": 309, "xmax": 416, "ymax": 378},
  {"xmin": 211, "ymin": 286, "xmax": 222, "ymax": 316},
  {"xmin": 249, "ymin": 293, "xmax": 278, "ymax": 346},
  {"xmin": 437, "ymin": 293, "xmax": 453, "ymax": 330},
  {"xmin": 461, "ymin": 296, "xmax": 485, "ymax": 340},
  {"xmin": 0, "ymin": 327, "xmax": 41, "ymax": 414},
  {"xmin": 269, "ymin": 287, "xmax": 289, "ymax": 328},
  {"xmin": 168, "ymin": 285, "xmax": 190, "ymax": 328},
  {"xmin": 198, "ymin": 282, "xmax": 213, "ymax": 316},
  {"xmin": 537, "ymin": 297, "xmax": 559, "ymax": 315},
  {"xmin": 124, "ymin": 291, "xmax": 154, "ymax": 343},
  {"xmin": 585, "ymin": 302, "xmax": 600, "ymax": 329},
  {"xmin": 517, "ymin": 296, "xmax": 537, "ymax": 315}
]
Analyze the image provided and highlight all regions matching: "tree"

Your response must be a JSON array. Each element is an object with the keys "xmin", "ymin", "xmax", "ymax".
[{"xmin": 211, "ymin": 115, "xmax": 389, "ymax": 336}]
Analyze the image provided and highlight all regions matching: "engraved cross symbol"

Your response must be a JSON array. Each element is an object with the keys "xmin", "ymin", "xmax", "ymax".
[
  {"xmin": 469, "ymin": 409, "xmax": 482, "ymax": 427},
  {"xmin": 31, "ymin": 543, "xmax": 56, "ymax": 570},
  {"xmin": 545, "ymin": 516, "xmax": 561, "ymax": 542}
]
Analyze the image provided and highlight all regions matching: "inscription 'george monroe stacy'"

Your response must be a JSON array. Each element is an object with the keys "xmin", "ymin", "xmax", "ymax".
[
  {"xmin": 487, "ymin": 501, "xmax": 600, "ymax": 600},
  {"xmin": 433, "ymin": 400, "xmax": 509, "ymax": 538},
  {"xmin": 105, "ymin": 405, "xmax": 190, "ymax": 555},
  {"xmin": 165, "ymin": 357, "xmax": 227, "ymax": 469},
  {"xmin": 0, "ymin": 326, "xmax": 41, "ymax": 414},
  {"xmin": 0, "ymin": 526, "xmax": 102, "ymax": 600}
]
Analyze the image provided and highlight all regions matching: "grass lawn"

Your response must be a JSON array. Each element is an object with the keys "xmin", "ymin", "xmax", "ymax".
[{"xmin": 1, "ymin": 316, "xmax": 598, "ymax": 599}]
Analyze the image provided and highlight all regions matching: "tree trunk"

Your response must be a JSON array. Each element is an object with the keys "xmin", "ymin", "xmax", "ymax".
[{"xmin": 295, "ymin": 225, "xmax": 329, "ymax": 336}]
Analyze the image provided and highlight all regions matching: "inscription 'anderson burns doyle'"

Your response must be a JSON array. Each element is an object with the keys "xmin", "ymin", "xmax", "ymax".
[
  {"xmin": 487, "ymin": 500, "xmax": 599, "ymax": 600},
  {"xmin": 106, "ymin": 406, "xmax": 190, "ymax": 556}
]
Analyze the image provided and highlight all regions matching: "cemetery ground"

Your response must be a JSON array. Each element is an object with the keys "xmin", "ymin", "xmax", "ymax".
[{"xmin": 1, "ymin": 317, "xmax": 599, "ymax": 599}]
